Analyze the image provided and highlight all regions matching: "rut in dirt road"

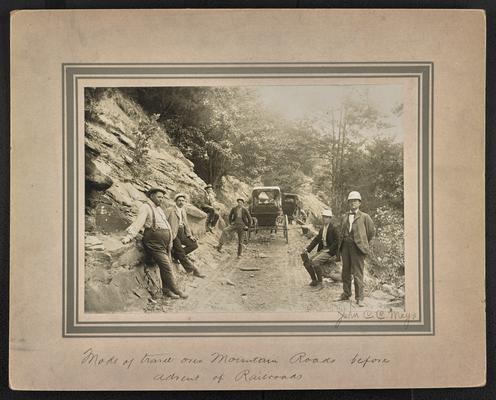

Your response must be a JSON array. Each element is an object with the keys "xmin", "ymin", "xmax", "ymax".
[{"xmin": 162, "ymin": 226, "xmax": 403, "ymax": 314}]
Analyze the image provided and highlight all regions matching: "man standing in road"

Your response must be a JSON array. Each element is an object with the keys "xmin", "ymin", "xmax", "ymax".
[
  {"xmin": 201, "ymin": 184, "xmax": 220, "ymax": 233},
  {"xmin": 301, "ymin": 209, "xmax": 340, "ymax": 287},
  {"xmin": 215, "ymin": 198, "xmax": 252, "ymax": 258},
  {"xmin": 337, "ymin": 191, "xmax": 375, "ymax": 307},
  {"xmin": 121, "ymin": 188, "xmax": 188, "ymax": 299},
  {"xmin": 165, "ymin": 193, "xmax": 206, "ymax": 279}
]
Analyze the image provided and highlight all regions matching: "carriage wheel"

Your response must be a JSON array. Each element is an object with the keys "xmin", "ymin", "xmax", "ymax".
[{"xmin": 284, "ymin": 215, "xmax": 289, "ymax": 244}]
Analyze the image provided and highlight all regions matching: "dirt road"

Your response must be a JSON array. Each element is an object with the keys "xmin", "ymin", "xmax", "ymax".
[{"xmin": 160, "ymin": 226, "xmax": 402, "ymax": 313}]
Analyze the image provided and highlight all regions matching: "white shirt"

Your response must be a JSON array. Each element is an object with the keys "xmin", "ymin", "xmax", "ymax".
[
  {"xmin": 322, "ymin": 224, "xmax": 329, "ymax": 246},
  {"xmin": 126, "ymin": 200, "xmax": 171, "ymax": 238},
  {"xmin": 348, "ymin": 211, "xmax": 356, "ymax": 232}
]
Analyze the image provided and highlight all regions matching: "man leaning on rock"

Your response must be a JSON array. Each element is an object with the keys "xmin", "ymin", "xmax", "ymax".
[
  {"xmin": 121, "ymin": 187, "xmax": 188, "ymax": 299},
  {"xmin": 165, "ymin": 193, "xmax": 206, "ymax": 279}
]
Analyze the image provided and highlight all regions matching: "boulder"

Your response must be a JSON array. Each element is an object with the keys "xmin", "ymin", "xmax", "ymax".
[
  {"xmin": 85, "ymin": 249, "xmax": 112, "ymax": 269},
  {"xmin": 94, "ymin": 203, "xmax": 130, "ymax": 234},
  {"xmin": 85, "ymin": 235, "xmax": 103, "ymax": 247},
  {"xmin": 85, "ymin": 281, "xmax": 126, "ymax": 313},
  {"xmin": 85, "ymin": 155, "xmax": 113, "ymax": 191},
  {"xmin": 100, "ymin": 236, "xmax": 144, "ymax": 268},
  {"xmin": 321, "ymin": 260, "xmax": 342, "ymax": 281},
  {"xmin": 106, "ymin": 183, "xmax": 135, "ymax": 207}
]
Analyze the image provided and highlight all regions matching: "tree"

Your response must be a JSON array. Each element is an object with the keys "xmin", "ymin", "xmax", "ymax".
[{"xmin": 304, "ymin": 95, "xmax": 400, "ymax": 214}]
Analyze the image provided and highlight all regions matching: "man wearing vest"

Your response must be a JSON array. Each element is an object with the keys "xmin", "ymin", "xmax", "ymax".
[
  {"xmin": 215, "ymin": 198, "xmax": 252, "ymax": 258},
  {"xmin": 121, "ymin": 188, "xmax": 187, "ymax": 299},
  {"xmin": 301, "ymin": 209, "xmax": 340, "ymax": 287},
  {"xmin": 337, "ymin": 191, "xmax": 375, "ymax": 307},
  {"xmin": 165, "ymin": 193, "xmax": 206, "ymax": 278}
]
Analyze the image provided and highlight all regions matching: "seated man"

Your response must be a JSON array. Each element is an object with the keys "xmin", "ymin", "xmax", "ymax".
[
  {"xmin": 165, "ymin": 193, "xmax": 205, "ymax": 278},
  {"xmin": 201, "ymin": 184, "xmax": 220, "ymax": 233},
  {"xmin": 301, "ymin": 209, "xmax": 340, "ymax": 287}
]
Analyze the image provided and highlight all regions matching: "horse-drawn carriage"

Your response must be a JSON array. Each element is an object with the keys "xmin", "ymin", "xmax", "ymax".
[
  {"xmin": 248, "ymin": 186, "xmax": 289, "ymax": 244},
  {"xmin": 282, "ymin": 193, "xmax": 304, "ymax": 224}
]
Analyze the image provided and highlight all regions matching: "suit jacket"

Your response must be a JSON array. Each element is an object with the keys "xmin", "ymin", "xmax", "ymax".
[
  {"xmin": 306, "ymin": 222, "xmax": 340, "ymax": 256},
  {"xmin": 338, "ymin": 209, "xmax": 375, "ymax": 255},
  {"xmin": 228, "ymin": 206, "xmax": 252, "ymax": 226},
  {"xmin": 165, "ymin": 206, "xmax": 193, "ymax": 239}
]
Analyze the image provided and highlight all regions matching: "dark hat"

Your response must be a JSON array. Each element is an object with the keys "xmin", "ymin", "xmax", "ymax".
[
  {"xmin": 205, "ymin": 184, "xmax": 213, "ymax": 190},
  {"xmin": 236, "ymin": 198, "xmax": 245, "ymax": 203},
  {"xmin": 146, "ymin": 187, "xmax": 166, "ymax": 197}
]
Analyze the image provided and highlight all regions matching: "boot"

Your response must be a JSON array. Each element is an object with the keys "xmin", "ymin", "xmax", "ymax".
[
  {"xmin": 237, "ymin": 243, "xmax": 243, "ymax": 258},
  {"xmin": 192, "ymin": 267, "xmax": 206, "ymax": 278},
  {"xmin": 215, "ymin": 243, "xmax": 223, "ymax": 253},
  {"xmin": 163, "ymin": 289, "xmax": 180, "ymax": 299},
  {"xmin": 171, "ymin": 289, "xmax": 188, "ymax": 299},
  {"xmin": 304, "ymin": 262, "xmax": 318, "ymax": 286}
]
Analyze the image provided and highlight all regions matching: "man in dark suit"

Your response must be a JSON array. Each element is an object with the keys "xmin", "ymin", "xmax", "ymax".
[
  {"xmin": 337, "ymin": 191, "xmax": 375, "ymax": 307},
  {"xmin": 302, "ymin": 209, "xmax": 340, "ymax": 287},
  {"xmin": 216, "ymin": 198, "xmax": 252, "ymax": 258}
]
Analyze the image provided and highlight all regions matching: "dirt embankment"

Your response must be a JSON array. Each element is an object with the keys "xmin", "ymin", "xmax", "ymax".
[{"xmin": 145, "ymin": 225, "xmax": 404, "ymax": 314}]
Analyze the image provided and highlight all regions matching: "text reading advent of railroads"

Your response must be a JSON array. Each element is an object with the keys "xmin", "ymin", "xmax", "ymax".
[{"xmin": 80, "ymin": 348, "xmax": 390, "ymax": 384}]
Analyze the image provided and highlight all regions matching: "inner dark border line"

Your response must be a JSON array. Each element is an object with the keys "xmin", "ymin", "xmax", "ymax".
[{"xmin": 63, "ymin": 63, "xmax": 433, "ymax": 336}]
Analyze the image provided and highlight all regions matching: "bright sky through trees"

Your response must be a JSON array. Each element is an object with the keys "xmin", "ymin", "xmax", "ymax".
[{"xmin": 253, "ymin": 85, "xmax": 403, "ymax": 141}]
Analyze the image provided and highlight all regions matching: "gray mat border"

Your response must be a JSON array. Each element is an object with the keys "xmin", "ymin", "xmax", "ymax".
[{"xmin": 63, "ymin": 62, "xmax": 433, "ymax": 337}]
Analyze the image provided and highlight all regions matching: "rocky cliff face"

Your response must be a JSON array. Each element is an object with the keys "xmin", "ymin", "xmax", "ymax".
[{"xmin": 84, "ymin": 89, "xmax": 248, "ymax": 312}]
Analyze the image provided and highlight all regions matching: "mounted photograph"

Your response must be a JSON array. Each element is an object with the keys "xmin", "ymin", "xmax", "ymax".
[{"xmin": 84, "ymin": 84, "xmax": 406, "ymax": 315}]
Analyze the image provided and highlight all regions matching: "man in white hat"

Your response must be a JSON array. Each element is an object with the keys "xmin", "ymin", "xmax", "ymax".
[
  {"xmin": 165, "ymin": 193, "xmax": 205, "ymax": 278},
  {"xmin": 301, "ymin": 209, "xmax": 340, "ymax": 287},
  {"xmin": 337, "ymin": 191, "xmax": 375, "ymax": 306}
]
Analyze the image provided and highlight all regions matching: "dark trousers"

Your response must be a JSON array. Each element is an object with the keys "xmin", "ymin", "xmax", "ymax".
[
  {"xmin": 219, "ymin": 223, "xmax": 245, "ymax": 245},
  {"xmin": 177, "ymin": 226, "xmax": 198, "ymax": 255},
  {"xmin": 219, "ymin": 223, "xmax": 245, "ymax": 256},
  {"xmin": 171, "ymin": 226, "xmax": 199, "ymax": 273},
  {"xmin": 142, "ymin": 228, "xmax": 180, "ymax": 294},
  {"xmin": 341, "ymin": 238, "xmax": 365, "ymax": 300},
  {"xmin": 304, "ymin": 250, "xmax": 334, "ymax": 282},
  {"xmin": 202, "ymin": 205, "xmax": 220, "ymax": 227}
]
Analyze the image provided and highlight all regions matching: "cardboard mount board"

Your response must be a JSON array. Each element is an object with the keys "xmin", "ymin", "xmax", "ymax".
[{"xmin": 10, "ymin": 9, "xmax": 485, "ymax": 390}]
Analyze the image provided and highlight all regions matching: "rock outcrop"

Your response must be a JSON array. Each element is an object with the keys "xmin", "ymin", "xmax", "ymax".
[{"xmin": 84, "ymin": 89, "xmax": 248, "ymax": 312}]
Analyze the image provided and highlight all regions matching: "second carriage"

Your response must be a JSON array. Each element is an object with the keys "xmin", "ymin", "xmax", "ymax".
[
  {"xmin": 282, "ymin": 192, "xmax": 304, "ymax": 224},
  {"xmin": 248, "ymin": 186, "xmax": 289, "ymax": 244}
]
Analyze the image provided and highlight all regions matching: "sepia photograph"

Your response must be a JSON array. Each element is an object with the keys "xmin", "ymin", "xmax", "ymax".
[
  {"xmin": 84, "ymin": 84, "xmax": 405, "ymax": 314},
  {"xmin": 10, "ymin": 9, "xmax": 486, "ymax": 391}
]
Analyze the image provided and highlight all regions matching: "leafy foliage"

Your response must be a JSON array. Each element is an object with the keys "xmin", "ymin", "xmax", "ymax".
[
  {"xmin": 368, "ymin": 206, "xmax": 405, "ymax": 288},
  {"xmin": 129, "ymin": 115, "xmax": 161, "ymax": 178}
]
